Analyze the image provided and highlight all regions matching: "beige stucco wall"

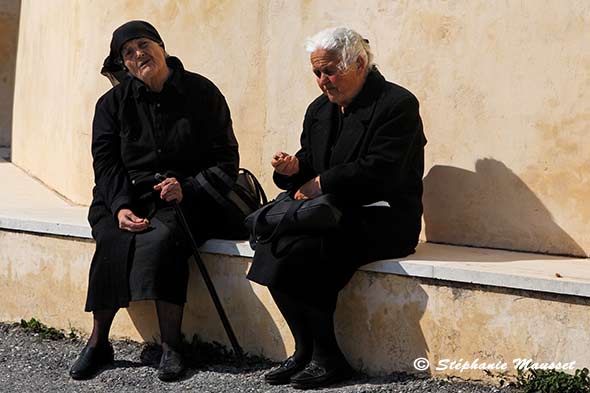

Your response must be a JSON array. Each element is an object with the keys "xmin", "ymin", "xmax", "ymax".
[
  {"xmin": 2, "ymin": 230, "xmax": 589, "ymax": 379},
  {"xmin": 11, "ymin": 1, "xmax": 590, "ymax": 256},
  {"xmin": 11, "ymin": 0, "xmax": 267, "ymax": 204},
  {"xmin": 0, "ymin": 0, "xmax": 20, "ymax": 146}
]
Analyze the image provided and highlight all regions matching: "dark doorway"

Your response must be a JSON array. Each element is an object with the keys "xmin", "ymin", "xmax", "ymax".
[{"xmin": 0, "ymin": 0, "xmax": 21, "ymax": 161}]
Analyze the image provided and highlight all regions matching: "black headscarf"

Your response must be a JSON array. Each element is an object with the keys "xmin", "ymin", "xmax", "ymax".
[{"xmin": 101, "ymin": 20, "xmax": 165, "ymax": 86}]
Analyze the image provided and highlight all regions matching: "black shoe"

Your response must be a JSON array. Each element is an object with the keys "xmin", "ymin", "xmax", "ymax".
[
  {"xmin": 157, "ymin": 349, "xmax": 185, "ymax": 382},
  {"xmin": 290, "ymin": 360, "xmax": 353, "ymax": 390},
  {"xmin": 69, "ymin": 343, "xmax": 114, "ymax": 380},
  {"xmin": 264, "ymin": 356, "xmax": 309, "ymax": 385}
]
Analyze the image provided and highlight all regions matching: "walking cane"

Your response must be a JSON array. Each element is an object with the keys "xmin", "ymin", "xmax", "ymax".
[{"xmin": 155, "ymin": 173, "xmax": 244, "ymax": 360}]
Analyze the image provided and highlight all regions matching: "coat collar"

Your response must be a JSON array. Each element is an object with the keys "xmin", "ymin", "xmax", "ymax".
[
  {"xmin": 342, "ymin": 67, "xmax": 385, "ymax": 120},
  {"xmin": 310, "ymin": 68, "xmax": 385, "ymax": 167},
  {"xmin": 130, "ymin": 56, "xmax": 186, "ymax": 100},
  {"xmin": 117, "ymin": 57, "xmax": 186, "ymax": 133},
  {"xmin": 312, "ymin": 67, "xmax": 385, "ymax": 124}
]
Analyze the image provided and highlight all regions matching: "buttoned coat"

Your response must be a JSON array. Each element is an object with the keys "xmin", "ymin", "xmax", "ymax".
[
  {"xmin": 85, "ymin": 57, "xmax": 239, "ymax": 311},
  {"xmin": 247, "ymin": 69, "xmax": 426, "ymax": 293}
]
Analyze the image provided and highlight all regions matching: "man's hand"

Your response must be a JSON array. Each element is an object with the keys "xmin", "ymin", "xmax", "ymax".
[
  {"xmin": 271, "ymin": 152, "xmax": 300, "ymax": 176},
  {"xmin": 294, "ymin": 176, "xmax": 322, "ymax": 200},
  {"xmin": 117, "ymin": 208, "xmax": 149, "ymax": 232},
  {"xmin": 154, "ymin": 177, "xmax": 183, "ymax": 203}
]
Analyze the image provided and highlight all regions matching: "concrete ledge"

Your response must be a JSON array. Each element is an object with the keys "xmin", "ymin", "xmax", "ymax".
[
  {"xmin": 1, "ymin": 209, "xmax": 588, "ymax": 299},
  {"xmin": 0, "ymin": 208, "xmax": 91, "ymax": 238},
  {"xmin": 0, "ymin": 160, "xmax": 588, "ymax": 299},
  {"xmin": 363, "ymin": 244, "xmax": 590, "ymax": 298},
  {"xmin": 196, "ymin": 240, "xmax": 590, "ymax": 299}
]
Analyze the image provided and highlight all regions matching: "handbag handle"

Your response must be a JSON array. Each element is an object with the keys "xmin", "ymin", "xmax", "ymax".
[
  {"xmin": 211, "ymin": 167, "xmax": 268, "ymax": 207},
  {"xmin": 249, "ymin": 201, "xmax": 277, "ymax": 248},
  {"xmin": 250, "ymin": 195, "xmax": 304, "ymax": 248},
  {"xmin": 260, "ymin": 198, "xmax": 304, "ymax": 243},
  {"xmin": 238, "ymin": 168, "xmax": 268, "ymax": 205}
]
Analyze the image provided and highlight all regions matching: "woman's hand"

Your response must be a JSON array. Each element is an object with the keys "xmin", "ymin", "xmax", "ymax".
[
  {"xmin": 154, "ymin": 177, "xmax": 183, "ymax": 203},
  {"xmin": 294, "ymin": 176, "xmax": 322, "ymax": 200},
  {"xmin": 271, "ymin": 152, "xmax": 300, "ymax": 176},
  {"xmin": 117, "ymin": 208, "xmax": 149, "ymax": 232}
]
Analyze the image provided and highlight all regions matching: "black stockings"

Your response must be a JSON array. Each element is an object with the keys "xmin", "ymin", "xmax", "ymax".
[
  {"xmin": 88, "ymin": 308, "xmax": 118, "ymax": 348},
  {"xmin": 87, "ymin": 301, "xmax": 183, "ymax": 352},
  {"xmin": 270, "ymin": 288, "xmax": 345, "ymax": 366},
  {"xmin": 156, "ymin": 300, "xmax": 184, "ymax": 352},
  {"xmin": 271, "ymin": 290, "xmax": 313, "ymax": 363},
  {"xmin": 307, "ymin": 305, "xmax": 344, "ymax": 363}
]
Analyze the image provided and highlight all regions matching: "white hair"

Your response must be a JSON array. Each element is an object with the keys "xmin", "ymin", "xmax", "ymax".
[{"xmin": 305, "ymin": 27, "xmax": 374, "ymax": 74}]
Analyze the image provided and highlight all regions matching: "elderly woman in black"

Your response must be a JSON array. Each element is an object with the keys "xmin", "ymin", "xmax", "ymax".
[
  {"xmin": 69, "ymin": 21, "xmax": 239, "ymax": 382},
  {"xmin": 247, "ymin": 27, "xmax": 427, "ymax": 389}
]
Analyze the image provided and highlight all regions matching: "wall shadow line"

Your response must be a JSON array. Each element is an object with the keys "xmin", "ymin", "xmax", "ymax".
[{"xmin": 423, "ymin": 159, "xmax": 586, "ymax": 258}]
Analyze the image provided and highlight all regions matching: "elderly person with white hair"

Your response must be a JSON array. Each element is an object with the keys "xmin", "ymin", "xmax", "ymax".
[{"xmin": 247, "ymin": 27, "xmax": 427, "ymax": 389}]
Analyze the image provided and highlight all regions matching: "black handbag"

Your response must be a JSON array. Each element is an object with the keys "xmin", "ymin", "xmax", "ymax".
[
  {"xmin": 244, "ymin": 191, "xmax": 342, "ymax": 249},
  {"xmin": 196, "ymin": 167, "xmax": 268, "ymax": 239}
]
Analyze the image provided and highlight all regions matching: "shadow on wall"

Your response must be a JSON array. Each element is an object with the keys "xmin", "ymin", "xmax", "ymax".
[
  {"xmin": 0, "ymin": 0, "xmax": 21, "ymax": 148},
  {"xmin": 423, "ymin": 158, "xmax": 586, "ymax": 257},
  {"xmin": 337, "ymin": 271, "xmax": 429, "ymax": 376},
  {"xmin": 127, "ymin": 254, "xmax": 286, "ymax": 360}
]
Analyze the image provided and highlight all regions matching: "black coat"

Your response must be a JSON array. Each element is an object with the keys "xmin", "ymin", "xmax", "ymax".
[
  {"xmin": 247, "ymin": 69, "xmax": 426, "ymax": 293},
  {"xmin": 85, "ymin": 57, "xmax": 239, "ymax": 311}
]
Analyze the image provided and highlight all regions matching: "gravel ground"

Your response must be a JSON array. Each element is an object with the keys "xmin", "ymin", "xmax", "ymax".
[{"xmin": 0, "ymin": 322, "xmax": 520, "ymax": 393}]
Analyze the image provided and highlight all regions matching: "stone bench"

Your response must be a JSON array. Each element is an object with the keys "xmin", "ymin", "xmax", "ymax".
[{"xmin": 1, "ymin": 160, "xmax": 588, "ymax": 380}]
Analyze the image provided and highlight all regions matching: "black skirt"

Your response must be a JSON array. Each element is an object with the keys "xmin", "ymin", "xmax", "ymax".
[
  {"xmin": 128, "ymin": 206, "xmax": 191, "ymax": 305},
  {"xmin": 85, "ymin": 196, "xmax": 226, "ymax": 312}
]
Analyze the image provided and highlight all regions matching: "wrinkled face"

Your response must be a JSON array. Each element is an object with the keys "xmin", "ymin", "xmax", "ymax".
[
  {"xmin": 310, "ymin": 49, "xmax": 366, "ymax": 107},
  {"xmin": 121, "ymin": 38, "xmax": 167, "ymax": 83}
]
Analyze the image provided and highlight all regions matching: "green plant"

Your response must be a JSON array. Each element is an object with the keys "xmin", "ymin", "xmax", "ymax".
[
  {"xmin": 67, "ymin": 324, "xmax": 81, "ymax": 339},
  {"xmin": 512, "ymin": 367, "xmax": 590, "ymax": 393},
  {"xmin": 19, "ymin": 317, "xmax": 66, "ymax": 340}
]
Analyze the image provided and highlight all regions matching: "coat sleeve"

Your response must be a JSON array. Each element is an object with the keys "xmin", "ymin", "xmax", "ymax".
[
  {"xmin": 273, "ymin": 105, "xmax": 317, "ymax": 191},
  {"xmin": 320, "ymin": 94, "xmax": 423, "ymax": 205},
  {"xmin": 181, "ymin": 85, "xmax": 239, "ymax": 202},
  {"xmin": 91, "ymin": 93, "xmax": 132, "ymax": 217}
]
